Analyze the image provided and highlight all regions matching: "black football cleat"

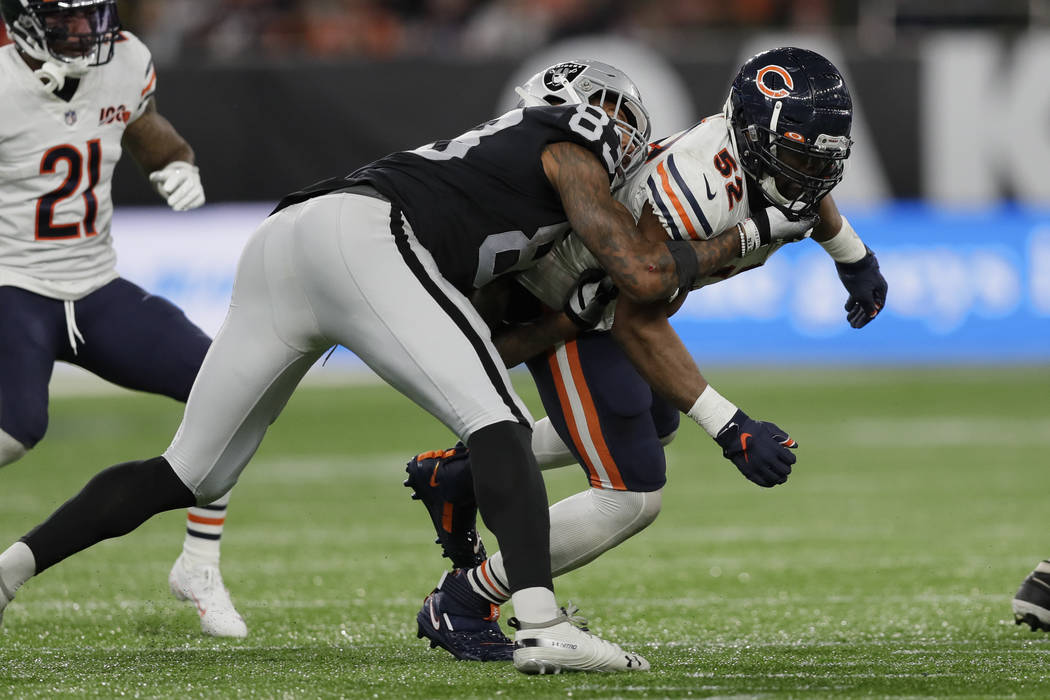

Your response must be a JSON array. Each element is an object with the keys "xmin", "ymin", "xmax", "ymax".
[
  {"xmin": 1013, "ymin": 560, "xmax": 1050, "ymax": 632},
  {"xmin": 404, "ymin": 445, "xmax": 486, "ymax": 570},
  {"xmin": 416, "ymin": 569, "xmax": 512, "ymax": 662}
]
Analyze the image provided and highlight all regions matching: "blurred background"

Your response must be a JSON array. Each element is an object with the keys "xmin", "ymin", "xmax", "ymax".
[{"xmin": 5, "ymin": 0, "xmax": 1049, "ymax": 369}]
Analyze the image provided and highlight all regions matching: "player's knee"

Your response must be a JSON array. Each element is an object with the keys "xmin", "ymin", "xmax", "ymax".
[
  {"xmin": 0, "ymin": 429, "xmax": 28, "ymax": 467},
  {"xmin": 658, "ymin": 429, "xmax": 678, "ymax": 449},
  {"xmin": 594, "ymin": 487, "xmax": 662, "ymax": 536}
]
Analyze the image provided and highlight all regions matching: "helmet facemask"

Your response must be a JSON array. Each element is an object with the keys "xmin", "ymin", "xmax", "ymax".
[
  {"xmin": 741, "ymin": 109, "xmax": 851, "ymax": 218},
  {"xmin": 7, "ymin": 0, "xmax": 121, "ymax": 71}
]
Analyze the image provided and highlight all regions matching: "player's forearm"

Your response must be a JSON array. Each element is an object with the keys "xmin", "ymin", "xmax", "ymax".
[
  {"xmin": 493, "ymin": 314, "xmax": 579, "ymax": 368},
  {"xmin": 123, "ymin": 106, "xmax": 195, "ymax": 175},
  {"xmin": 610, "ymin": 301, "xmax": 707, "ymax": 412},
  {"xmin": 810, "ymin": 194, "xmax": 843, "ymax": 242}
]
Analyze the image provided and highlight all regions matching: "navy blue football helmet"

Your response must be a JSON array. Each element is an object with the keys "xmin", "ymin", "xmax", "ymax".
[
  {"xmin": 1, "ymin": 0, "xmax": 121, "ymax": 67},
  {"xmin": 726, "ymin": 47, "xmax": 852, "ymax": 219}
]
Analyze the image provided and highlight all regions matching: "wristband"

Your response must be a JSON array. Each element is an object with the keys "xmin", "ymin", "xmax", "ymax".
[
  {"xmin": 664, "ymin": 240, "xmax": 699, "ymax": 291},
  {"xmin": 687, "ymin": 385, "xmax": 738, "ymax": 438},
  {"xmin": 735, "ymin": 218, "xmax": 766, "ymax": 257},
  {"xmin": 818, "ymin": 216, "xmax": 867, "ymax": 263}
]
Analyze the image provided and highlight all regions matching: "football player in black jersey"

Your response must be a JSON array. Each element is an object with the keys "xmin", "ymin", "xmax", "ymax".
[
  {"xmin": 0, "ymin": 58, "xmax": 788, "ymax": 675},
  {"xmin": 404, "ymin": 51, "xmax": 889, "ymax": 664}
]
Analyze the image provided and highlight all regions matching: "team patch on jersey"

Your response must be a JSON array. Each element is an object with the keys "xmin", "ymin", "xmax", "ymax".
[
  {"xmin": 645, "ymin": 153, "xmax": 712, "ymax": 240},
  {"xmin": 98, "ymin": 104, "xmax": 132, "ymax": 125},
  {"xmin": 543, "ymin": 62, "xmax": 586, "ymax": 91}
]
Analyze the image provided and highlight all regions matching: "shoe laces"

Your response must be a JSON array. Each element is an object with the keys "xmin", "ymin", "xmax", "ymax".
[{"xmin": 559, "ymin": 602, "xmax": 589, "ymax": 632}]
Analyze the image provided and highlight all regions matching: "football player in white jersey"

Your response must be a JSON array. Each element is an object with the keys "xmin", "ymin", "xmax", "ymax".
[
  {"xmin": 406, "ymin": 49, "xmax": 889, "ymax": 662},
  {"xmin": 0, "ymin": 51, "xmax": 779, "ymax": 674},
  {"xmin": 0, "ymin": 0, "xmax": 245, "ymax": 637}
]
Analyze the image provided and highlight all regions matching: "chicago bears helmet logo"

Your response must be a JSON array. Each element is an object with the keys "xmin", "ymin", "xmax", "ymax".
[
  {"xmin": 756, "ymin": 65, "xmax": 794, "ymax": 99},
  {"xmin": 543, "ymin": 62, "xmax": 586, "ymax": 91}
]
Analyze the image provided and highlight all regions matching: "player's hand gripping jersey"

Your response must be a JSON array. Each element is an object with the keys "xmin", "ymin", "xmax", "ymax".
[
  {"xmin": 0, "ymin": 32, "xmax": 156, "ymax": 299},
  {"xmin": 274, "ymin": 104, "xmax": 627, "ymax": 294},
  {"xmin": 518, "ymin": 113, "xmax": 785, "ymax": 326}
]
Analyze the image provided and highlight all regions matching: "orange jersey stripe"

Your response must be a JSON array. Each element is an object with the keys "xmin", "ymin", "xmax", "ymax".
[
  {"xmin": 187, "ymin": 513, "xmax": 225, "ymax": 526},
  {"xmin": 656, "ymin": 161, "xmax": 700, "ymax": 240},
  {"xmin": 140, "ymin": 70, "xmax": 156, "ymax": 98},
  {"xmin": 562, "ymin": 342, "xmax": 626, "ymax": 490}
]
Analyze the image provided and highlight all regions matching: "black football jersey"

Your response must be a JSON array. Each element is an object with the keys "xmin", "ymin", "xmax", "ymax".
[{"xmin": 274, "ymin": 105, "xmax": 624, "ymax": 293}]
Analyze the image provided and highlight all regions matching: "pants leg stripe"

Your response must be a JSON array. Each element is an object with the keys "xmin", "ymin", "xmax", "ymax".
[
  {"xmin": 387, "ymin": 206, "xmax": 529, "ymax": 428},
  {"xmin": 547, "ymin": 341, "xmax": 625, "ymax": 490}
]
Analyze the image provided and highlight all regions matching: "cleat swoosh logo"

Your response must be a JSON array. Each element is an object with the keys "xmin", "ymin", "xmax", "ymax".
[
  {"xmin": 740, "ymin": 433, "xmax": 752, "ymax": 463},
  {"xmin": 428, "ymin": 598, "xmax": 441, "ymax": 629},
  {"xmin": 429, "ymin": 465, "xmax": 440, "ymax": 487}
]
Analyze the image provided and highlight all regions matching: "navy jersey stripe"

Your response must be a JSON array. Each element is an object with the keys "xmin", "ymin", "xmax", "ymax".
[
  {"xmin": 667, "ymin": 154, "xmax": 712, "ymax": 236},
  {"xmin": 646, "ymin": 175, "xmax": 683, "ymax": 240}
]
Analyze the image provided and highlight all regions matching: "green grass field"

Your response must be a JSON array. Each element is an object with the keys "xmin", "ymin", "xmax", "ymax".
[{"xmin": 1, "ymin": 367, "xmax": 1049, "ymax": 698}]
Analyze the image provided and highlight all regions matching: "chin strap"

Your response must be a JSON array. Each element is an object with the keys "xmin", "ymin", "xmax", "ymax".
[
  {"xmin": 33, "ymin": 59, "xmax": 89, "ymax": 93},
  {"xmin": 34, "ymin": 61, "xmax": 69, "ymax": 92}
]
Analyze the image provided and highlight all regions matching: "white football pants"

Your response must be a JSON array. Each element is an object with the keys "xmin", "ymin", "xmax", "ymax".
[{"xmin": 164, "ymin": 192, "xmax": 533, "ymax": 502}]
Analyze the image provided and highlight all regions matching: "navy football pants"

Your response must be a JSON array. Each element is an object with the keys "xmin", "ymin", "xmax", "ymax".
[
  {"xmin": 0, "ymin": 279, "xmax": 211, "ymax": 448},
  {"xmin": 526, "ymin": 330, "xmax": 679, "ymax": 493}
]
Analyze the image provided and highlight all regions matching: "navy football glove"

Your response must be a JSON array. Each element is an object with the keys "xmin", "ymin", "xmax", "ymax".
[
  {"xmin": 714, "ymin": 409, "xmax": 797, "ymax": 488},
  {"xmin": 836, "ymin": 248, "xmax": 888, "ymax": 328},
  {"xmin": 564, "ymin": 268, "xmax": 619, "ymax": 330}
]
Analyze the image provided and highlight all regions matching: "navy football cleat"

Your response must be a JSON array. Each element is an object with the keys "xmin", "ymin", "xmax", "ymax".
[
  {"xmin": 1013, "ymin": 560, "xmax": 1050, "ymax": 632},
  {"xmin": 404, "ymin": 445, "xmax": 487, "ymax": 570},
  {"xmin": 416, "ymin": 569, "xmax": 513, "ymax": 662}
]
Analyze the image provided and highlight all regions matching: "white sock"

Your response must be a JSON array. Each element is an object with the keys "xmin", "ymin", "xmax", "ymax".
[
  {"xmin": 180, "ymin": 491, "xmax": 231, "ymax": 567},
  {"xmin": 1036, "ymin": 560, "xmax": 1050, "ymax": 574},
  {"xmin": 470, "ymin": 488, "xmax": 662, "ymax": 603},
  {"xmin": 510, "ymin": 586, "xmax": 558, "ymax": 624},
  {"xmin": 0, "ymin": 542, "xmax": 36, "ymax": 600},
  {"xmin": 531, "ymin": 417, "xmax": 575, "ymax": 470}
]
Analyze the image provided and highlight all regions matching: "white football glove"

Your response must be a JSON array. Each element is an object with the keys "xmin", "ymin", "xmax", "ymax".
[{"xmin": 148, "ymin": 160, "xmax": 205, "ymax": 211}]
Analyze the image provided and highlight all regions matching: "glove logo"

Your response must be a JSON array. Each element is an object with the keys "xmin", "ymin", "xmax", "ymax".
[{"xmin": 740, "ymin": 432, "xmax": 752, "ymax": 463}]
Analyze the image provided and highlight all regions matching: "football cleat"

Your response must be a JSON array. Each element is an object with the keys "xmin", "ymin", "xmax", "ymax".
[
  {"xmin": 416, "ymin": 569, "xmax": 513, "ymax": 662},
  {"xmin": 404, "ymin": 445, "xmax": 487, "ymax": 570},
  {"xmin": 510, "ymin": 605, "xmax": 650, "ymax": 674},
  {"xmin": 169, "ymin": 554, "xmax": 248, "ymax": 638},
  {"xmin": 1013, "ymin": 560, "xmax": 1050, "ymax": 632}
]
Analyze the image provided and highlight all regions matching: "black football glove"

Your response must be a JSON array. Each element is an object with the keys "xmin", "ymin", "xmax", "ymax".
[
  {"xmin": 836, "ymin": 248, "xmax": 888, "ymax": 329},
  {"xmin": 563, "ymin": 268, "xmax": 619, "ymax": 330},
  {"xmin": 714, "ymin": 409, "xmax": 798, "ymax": 488}
]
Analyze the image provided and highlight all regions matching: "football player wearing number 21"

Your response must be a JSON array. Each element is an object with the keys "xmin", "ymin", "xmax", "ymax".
[
  {"xmin": 0, "ymin": 0, "xmax": 246, "ymax": 637},
  {"xmin": 0, "ymin": 16, "xmax": 768, "ymax": 672}
]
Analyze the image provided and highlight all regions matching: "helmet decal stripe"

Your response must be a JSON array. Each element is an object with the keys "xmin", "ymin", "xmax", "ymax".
[
  {"xmin": 646, "ymin": 175, "xmax": 684, "ymax": 241},
  {"xmin": 756, "ymin": 65, "xmax": 793, "ymax": 99},
  {"xmin": 666, "ymin": 154, "xmax": 712, "ymax": 236}
]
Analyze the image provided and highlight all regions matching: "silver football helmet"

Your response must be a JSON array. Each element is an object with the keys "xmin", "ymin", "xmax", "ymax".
[{"xmin": 516, "ymin": 59, "xmax": 651, "ymax": 186}]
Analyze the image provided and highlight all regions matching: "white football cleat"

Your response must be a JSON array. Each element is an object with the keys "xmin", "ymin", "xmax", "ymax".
[
  {"xmin": 168, "ymin": 554, "xmax": 247, "ymax": 638},
  {"xmin": 510, "ymin": 607, "xmax": 649, "ymax": 674}
]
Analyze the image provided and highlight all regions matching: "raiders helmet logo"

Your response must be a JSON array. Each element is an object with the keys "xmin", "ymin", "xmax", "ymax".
[
  {"xmin": 756, "ymin": 65, "xmax": 794, "ymax": 99},
  {"xmin": 543, "ymin": 62, "xmax": 587, "ymax": 91}
]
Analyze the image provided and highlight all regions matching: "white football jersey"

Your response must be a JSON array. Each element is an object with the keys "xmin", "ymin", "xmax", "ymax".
[
  {"xmin": 0, "ymin": 32, "xmax": 156, "ymax": 299},
  {"xmin": 517, "ymin": 113, "xmax": 786, "ymax": 327}
]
